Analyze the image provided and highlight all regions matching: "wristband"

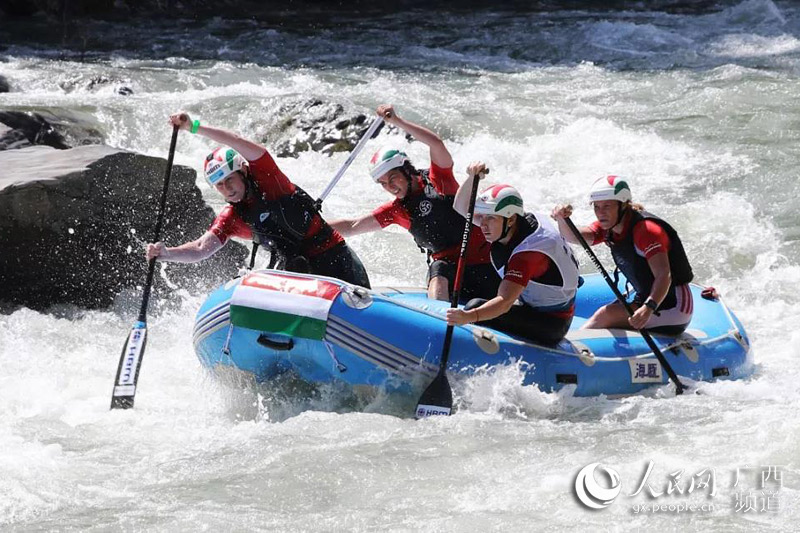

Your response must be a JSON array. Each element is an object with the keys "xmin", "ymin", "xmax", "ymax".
[
  {"xmin": 473, "ymin": 309, "xmax": 480, "ymax": 323},
  {"xmin": 644, "ymin": 297, "xmax": 658, "ymax": 312},
  {"xmin": 190, "ymin": 120, "xmax": 200, "ymax": 134}
]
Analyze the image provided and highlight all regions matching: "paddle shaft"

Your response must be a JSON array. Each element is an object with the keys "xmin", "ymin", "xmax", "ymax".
[
  {"xmin": 316, "ymin": 117, "xmax": 385, "ymax": 205},
  {"xmin": 437, "ymin": 171, "xmax": 483, "ymax": 373},
  {"xmin": 249, "ymin": 117, "xmax": 384, "ymax": 270},
  {"xmin": 564, "ymin": 216, "xmax": 685, "ymax": 395},
  {"xmin": 137, "ymin": 126, "xmax": 180, "ymax": 321},
  {"xmin": 110, "ymin": 126, "xmax": 179, "ymax": 409}
]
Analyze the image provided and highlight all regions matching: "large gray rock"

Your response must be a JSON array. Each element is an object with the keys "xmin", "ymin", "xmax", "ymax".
[{"xmin": 0, "ymin": 145, "xmax": 247, "ymax": 311}]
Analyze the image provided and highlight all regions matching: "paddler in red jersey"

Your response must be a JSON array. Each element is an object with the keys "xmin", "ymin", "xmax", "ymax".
[
  {"xmin": 552, "ymin": 175, "xmax": 694, "ymax": 333},
  {"xmin": 330, "ymin": 104, "xmax": 499, "ymax": 302},
  {"xmin": 146, "ymin": 112, "xmax": 370, "ymax": 288}
]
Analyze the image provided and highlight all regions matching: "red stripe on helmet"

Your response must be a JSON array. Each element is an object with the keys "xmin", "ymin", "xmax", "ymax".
[{"xmin": 487, "ymin": 184, "xmax": 511, "ymax": 198}]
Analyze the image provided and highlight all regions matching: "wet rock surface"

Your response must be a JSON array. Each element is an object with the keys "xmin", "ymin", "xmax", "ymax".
[
  {"xmin": 272, "ymin": 99, "xmax": 376, "ymax": 158},
  {"xmin": 0, "ymin": 145, "xmax": 247, "ymax": 311},
  {"xmin": 0, "ymin": 109, "xmax": 108, "ymax": 151}
]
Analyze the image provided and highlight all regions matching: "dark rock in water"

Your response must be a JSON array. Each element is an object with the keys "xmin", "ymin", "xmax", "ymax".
[
  {"xmin": 0, "ymin": 76, "xmax": 9, "ymax": 93},
  {"xmin": 0, "ymin": 123, "xmax": 33, "ymax": 150},
  {"xmin": 0, "ymin": 145, "xmax": 248, "ymax": 311},
  {"xmin": 0, "ymin": 111, "xmax": 70, "ymax": 150},
  {"xmin": 273, "ymin": 99, "xmax": 376, "ymax": 158},
  {"xmin": 0, "ymin": 109, "xmax": 106, "ymax": 150},
  {"xmin": 59, "ymin": 75, "xmax": 134, "ymax": 96}
]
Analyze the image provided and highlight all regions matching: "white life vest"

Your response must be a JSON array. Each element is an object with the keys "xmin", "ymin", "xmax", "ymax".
[{"xmin": 493, "ymin": 213, "xmax": 579, "ymax": 311}]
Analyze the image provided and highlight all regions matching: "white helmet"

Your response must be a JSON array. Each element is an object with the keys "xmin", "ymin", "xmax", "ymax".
[
  {"xmin": 589, "ymin": 175, "xmax": 632, "ymax": 203},
  {"xmin": 369, "ymin": 147, "xmax": 409, "ymax": 181},
  {"xmin": 474, "ymin": 184, "xmax": 524, "ymax": 219},
  {"xmin": 204, "ymin": 147, "xmax": 247, "ymax": 186}
]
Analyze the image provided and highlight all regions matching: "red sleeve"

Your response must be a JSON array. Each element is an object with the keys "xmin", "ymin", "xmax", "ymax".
[
  {"xmin": 503, "ymin": 251, "xmax": 551, "ymax": 287},
  {"xmin": 632, "ymin": 220, "xmax": 671, "ymax": 259},
  {"xmin": 588, "ymin": 221, "xmax": 606, "ymax": 245},
  {"xmin": 427, "ymin": 162, "xmax": 458, "ymax": 196},
  {"xmin": 248, "ymin": 151, "xmax": 296, "ymax": 201},
  {"xmin": 208, "ymin": 205, "xmax": 252, "ymax": 244},
  {"xmin": 371, "ymin": 200, "xmax": 412, "ymax": 230}
]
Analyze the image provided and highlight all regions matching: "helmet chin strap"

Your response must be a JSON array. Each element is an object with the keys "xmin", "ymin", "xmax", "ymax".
[
  {"xmin": 499, "ymin": 217, "xmax": 513, "ymax": 240},
  {"xmin": 611, "ymin": 201, "xmax": 627, "ymax": 230},
  {"xmin": 401, "ymin": 167, "xmax": 415, "ymax": 194},
  {"xmin": 228, "ymin": 171, "xmax": 257, "ymax": 205}
]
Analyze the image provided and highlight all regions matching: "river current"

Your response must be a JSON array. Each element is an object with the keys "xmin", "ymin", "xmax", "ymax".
[{"xmin": 1, "ymin": 1, "xmax": 799, "ymax": 530}]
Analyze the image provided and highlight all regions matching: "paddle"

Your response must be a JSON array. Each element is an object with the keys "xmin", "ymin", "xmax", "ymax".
[
  {"xmin": 415, "ymin": 168, "xmax": 485, "ymax": 418},
  {"xmin": 248, "ymin": 117, "xmax": 384, "ymax": 271},
  {"xmin": 563, "ymin": 216, "xmax": 685, "ymax": 395},
  {"xmin": 110, "ymin": 125, "xmax": 179, "ymax": 409},
  {"xmin": 316, "ymin": 116, "xmax": 385, "ymax": 208}
]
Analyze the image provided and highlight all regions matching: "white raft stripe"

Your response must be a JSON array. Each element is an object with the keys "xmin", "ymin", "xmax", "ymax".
[
  {"xmin": 326, "ymin": 322, "xmax": 424, "ymax": 377},
  {"xmin": 326, "ymin": 315, "xmax": 437, "ymax": 376},
  {"xmin": 328, "ymin": 314, "xmax": 434, "ymax": 370},
  {"xmin": 193, "ymin": 314, "xmax": 230, "ymax": 344},
  {"xmin": 196, "ymin": 299, "xmax": 231, "ymax": 321},
  {"xmin": 231, "ymin": 285, "xmax": 332, "ymax": 321},
  {"xmin": 326, "ymin": 330, "xmax": 420, "ymax": 380},
  {"xmin": 194, "ymin": 304, "xmax": 231, "ymax": 334}
]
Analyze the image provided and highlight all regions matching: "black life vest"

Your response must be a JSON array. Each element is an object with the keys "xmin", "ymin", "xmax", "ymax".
[
  {"xmin": 606, "ymin": 209, "xmax": 694, "ymax": 309},
  {"xmin": 233, "ymin": 180, "xmax": 334, "ymax": 260},
  {"xmin": 401, "ymin": 170, "xmax": 467, "ymax": 255}
]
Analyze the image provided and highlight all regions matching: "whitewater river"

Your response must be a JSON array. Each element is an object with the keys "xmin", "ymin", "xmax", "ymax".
[{"xmin": 1, "ymin": 0, "xmax": 799, "ymax": 530}]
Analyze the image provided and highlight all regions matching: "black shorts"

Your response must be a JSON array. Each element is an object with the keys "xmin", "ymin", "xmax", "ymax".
[
  {"xmin": 427, "ymin": 259, "xmax": 501, "ymax": 302},
  {"xmin": 300, "ymin": 242, "xmax": 371, "ymax": 288},
  {"xmin": 464, "ymin": 298, "xmax": 571, "ymax": 346}
]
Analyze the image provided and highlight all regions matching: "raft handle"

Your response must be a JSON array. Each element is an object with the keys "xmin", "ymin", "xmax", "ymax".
[
  {"xmin": 712, "ymin": 367, "xmax": 730, "ymax": 377},
  {"xmin": 257, "ymin": 334, "xmax": 294, "ymax": 351},
  {"xmin": 556, "ymin": 373, "xmax": 578, "ymax": 384}
]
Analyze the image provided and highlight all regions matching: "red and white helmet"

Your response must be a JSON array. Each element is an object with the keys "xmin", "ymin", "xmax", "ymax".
[
  {"xmin": 474, "ymin": 184, "xmax": 525, "ymax": 219},
  {"xmin": 589, "ymin": 175, "xmax": 632, "ymax": 203},
  {"xmin": 204, "ymin": 147, "xmax": 247, "ymax": 186}
]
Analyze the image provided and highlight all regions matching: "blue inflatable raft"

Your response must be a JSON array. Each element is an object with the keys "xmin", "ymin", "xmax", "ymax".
[{"xmin": 192, "ymin": 270, "xmax": 753, "ymax": 400}]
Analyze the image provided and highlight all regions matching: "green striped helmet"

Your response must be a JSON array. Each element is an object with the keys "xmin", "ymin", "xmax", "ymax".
[
  {"xmin": 589, "ymin": 175, "xmax": 632, "ymax": 203},
  {"xmin": 369, "ymin": 147, "xmax": 409, "ymax": 181},
  {"xmin": 474, "ymin": 184, "xmax": 524, "ymax": 218}
]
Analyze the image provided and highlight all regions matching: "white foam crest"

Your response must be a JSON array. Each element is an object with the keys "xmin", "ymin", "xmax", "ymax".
[
  {"xmin": 584, "ymin": 20, "xmax": 694, "ymax": 56},
  {"xmin": 456, "ymin": 360, "xmax": 559, "ymax": 420},
  {"xmin": 451, "ymin": 116, "xmax": 715, "ymax": 212},
  {"xmin": 715, "ymin": 0, "xmax": 787, "ymax": 27},
  {"xmin": 709, "ymin": 33, "xmax": 800, "ymax": 58}
]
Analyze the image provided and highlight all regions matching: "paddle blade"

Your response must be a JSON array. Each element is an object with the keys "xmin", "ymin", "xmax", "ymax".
[
  {"xmin": 110, "ymin": 323, "xmax": 148, "ymax": 410},
  {"xmin": 415, "ymin": 370, "xmax": 453, "ymax": 418}
]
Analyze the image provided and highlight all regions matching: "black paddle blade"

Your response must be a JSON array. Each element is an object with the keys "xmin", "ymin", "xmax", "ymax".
[
  {"xmin": 110, "ymin": 324, "xmax": 148, "ymax": 410},
  {"xmin": 415, "ymin": 371, "xmax": 453, "ymax": 418}
]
